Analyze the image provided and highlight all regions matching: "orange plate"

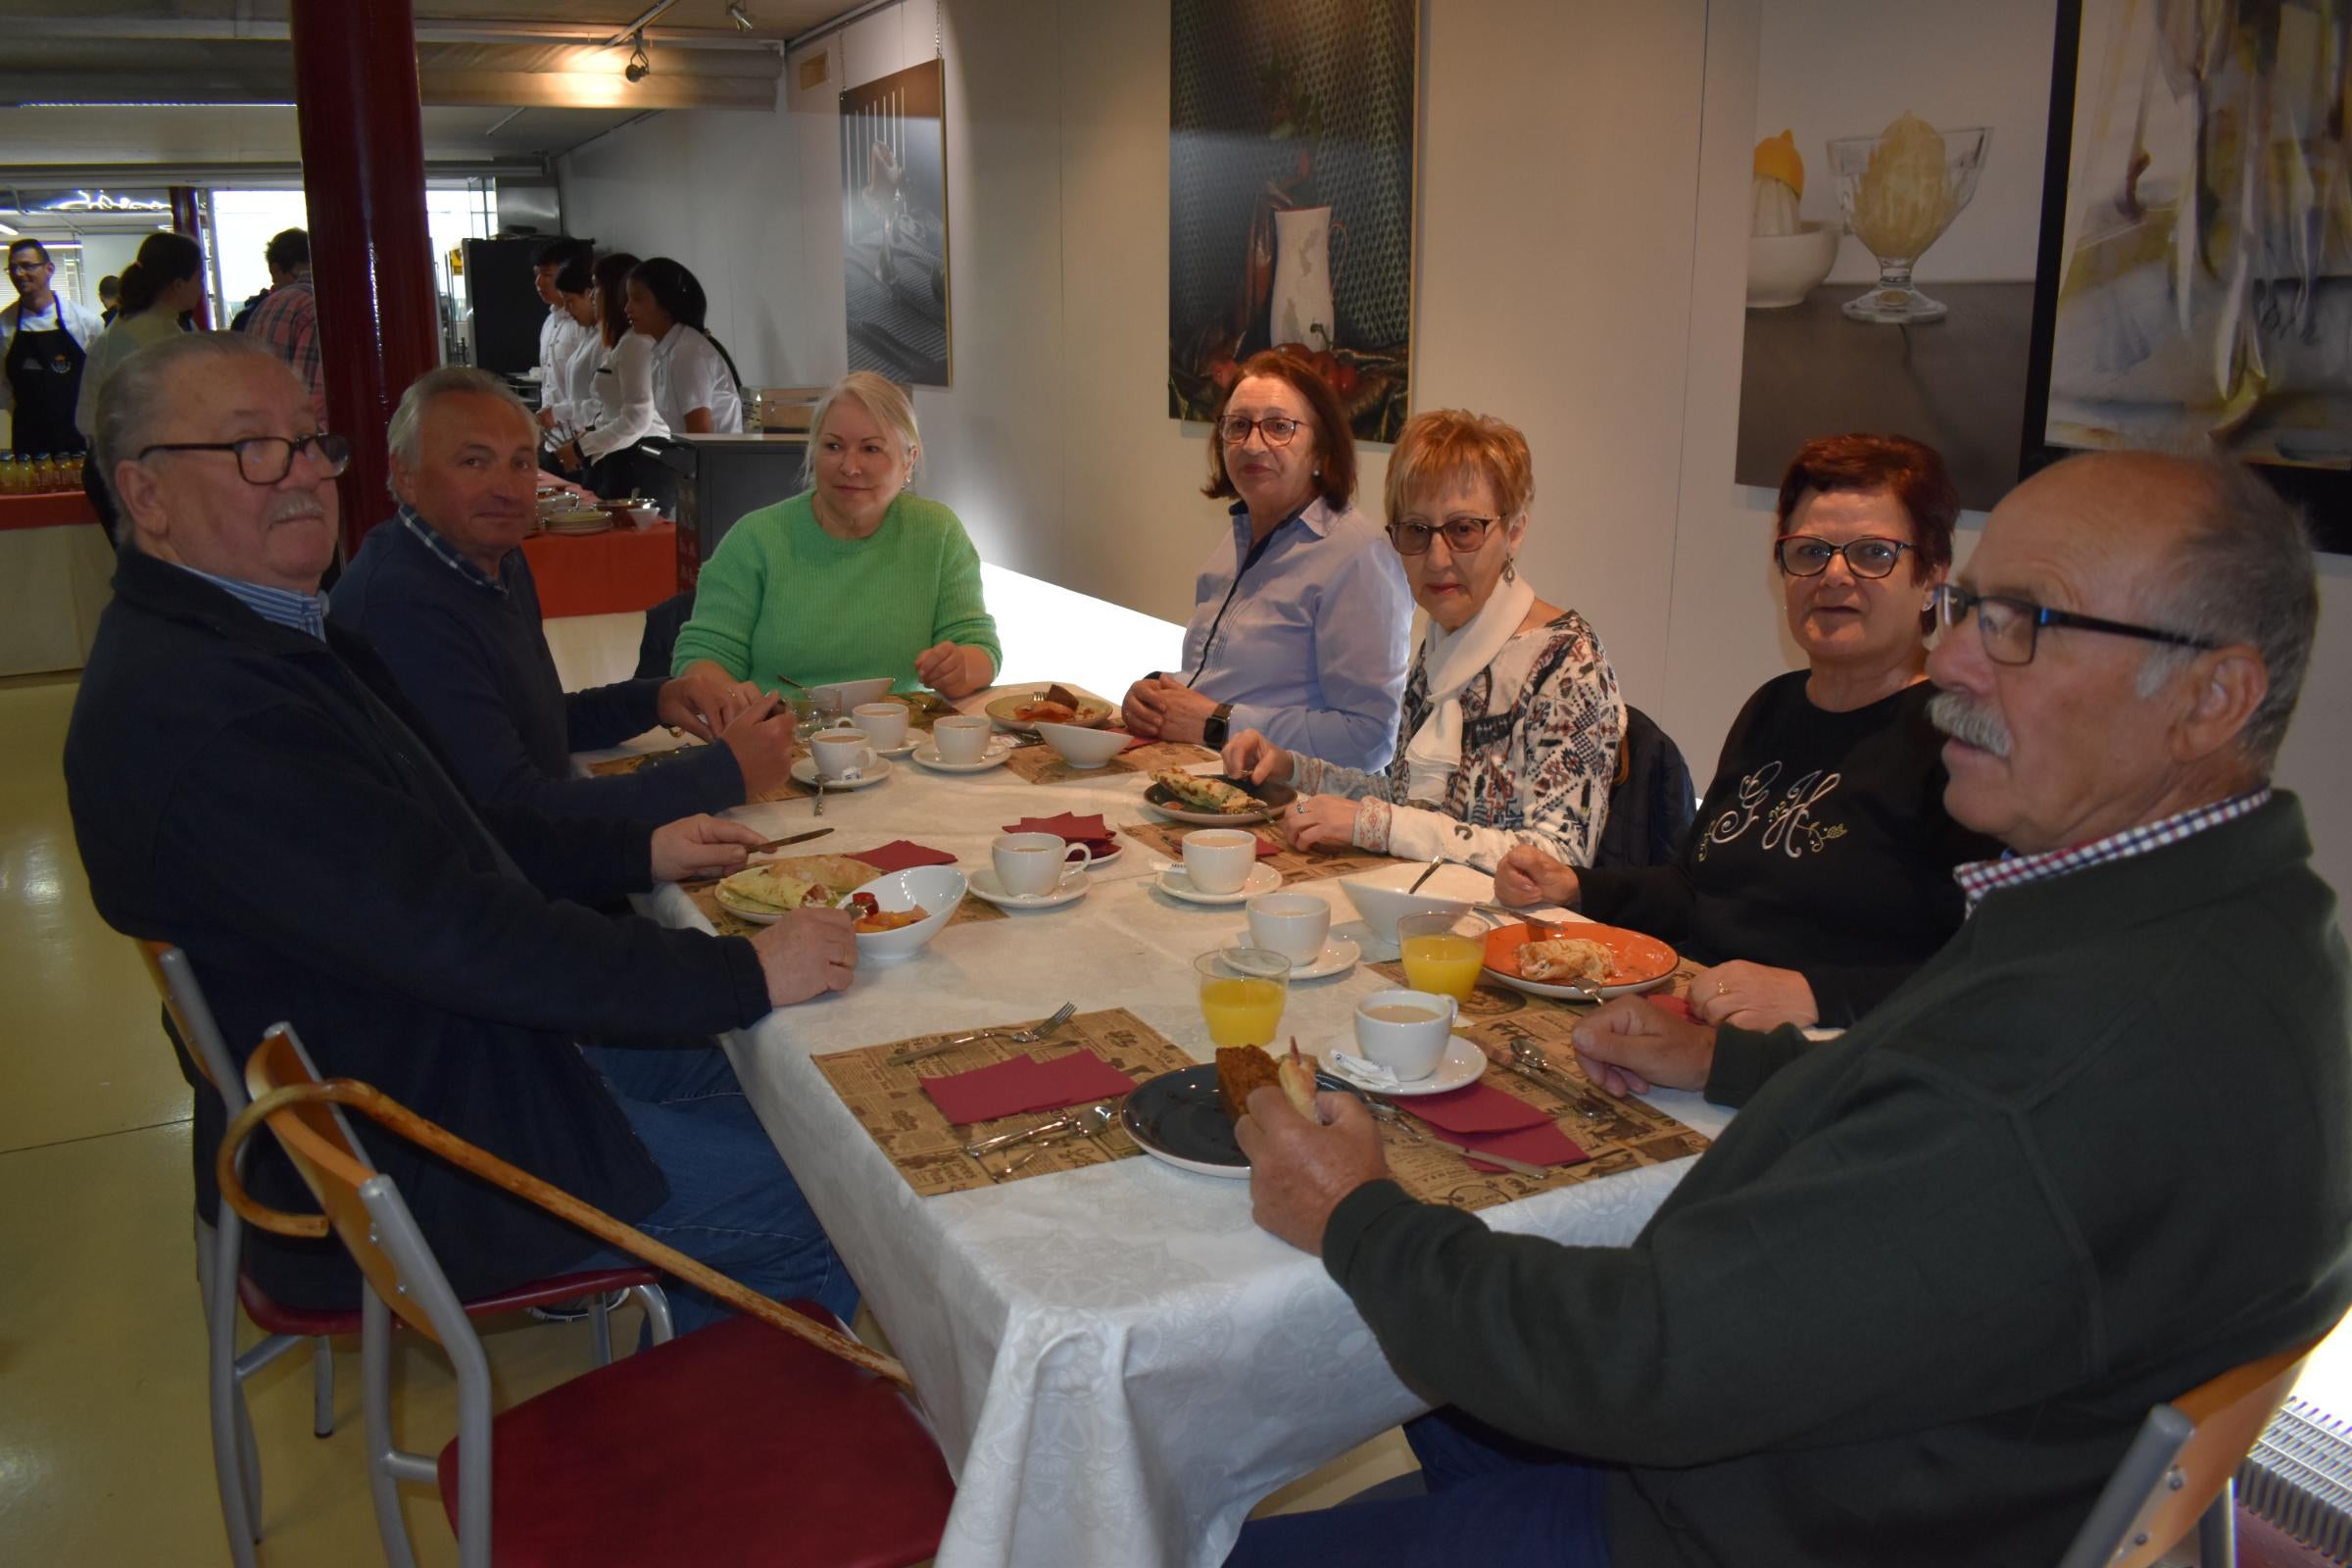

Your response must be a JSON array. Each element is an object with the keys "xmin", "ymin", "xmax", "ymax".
[{"xmin": 1481, "ymin": 922, "xmax": 1678, "ymax": 988}]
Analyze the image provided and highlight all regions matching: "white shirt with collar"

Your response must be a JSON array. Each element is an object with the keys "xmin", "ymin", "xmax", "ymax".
[
  {"xmin": 0, "ymin": 294, "xmax": 106, "ymax": 413},
  {"xmin": 538, "ymin": 309, "xmax": 590, "ymax": 413},
  {"xmin": 648, "ymin": 322, "xmax": 743, "ymax": 434}
]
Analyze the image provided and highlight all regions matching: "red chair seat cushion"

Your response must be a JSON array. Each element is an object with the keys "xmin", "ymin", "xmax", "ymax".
[
  {"xmin": 241, "ymin": 1267, "xmax": 659, "ymax": 1339},
  {"xmin": 436, "ymin": 1307, "xmax": 955, "ymax": 1568}
]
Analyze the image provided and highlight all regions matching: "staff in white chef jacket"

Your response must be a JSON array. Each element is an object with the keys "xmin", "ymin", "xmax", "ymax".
[
  {"xmin": 531, "ymin": 237, "xmax": 595, "ymax": 426},
  {"xmin": 533, "ymin": 246, "xmax": 602, "ymax": 444},
  {"xmin": 625, "ymin": 257, "xmax": 744, "ymax": 436},
  {"xmin": 548, "ymin": 251, "xmax": 675, "ymax": 509}
]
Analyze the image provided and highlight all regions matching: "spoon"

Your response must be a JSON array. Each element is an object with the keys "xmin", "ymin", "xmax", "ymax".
[
  {"xmin": 997, "ymin": 1102, "xmax": 1121, "ymax": 1175},
  {"xmin": 1405, "ymin": 854, "xmax": 1446, "ymax": 894}
]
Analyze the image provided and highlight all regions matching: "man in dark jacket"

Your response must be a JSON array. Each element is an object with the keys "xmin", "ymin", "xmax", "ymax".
[
  {"xmin": 1229, "ymin": 452, "xmax": 2351, "ymax": 1566},
  {"xmin": 332, "ymin": 366, "xmax": 790, "ymax": 819},
  {"xmin": 66, "ymin": 332, "xmax": 859, "ymax": 1331}
]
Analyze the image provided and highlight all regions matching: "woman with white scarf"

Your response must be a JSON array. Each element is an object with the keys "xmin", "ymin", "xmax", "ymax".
[{"xmin": 1222, "ymin": 409, "xmax": 1623, "ymax": 870}]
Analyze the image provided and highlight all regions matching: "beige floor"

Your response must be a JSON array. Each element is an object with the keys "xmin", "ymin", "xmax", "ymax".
[{"xmin": 0, "ymin": 669, "xmax": 1408, "ymax": 1566}]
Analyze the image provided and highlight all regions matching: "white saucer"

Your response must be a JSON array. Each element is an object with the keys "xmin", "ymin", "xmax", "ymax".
[
  {"xmin": 1077, "ymin": 843, "xmax": 1124, "ymax": 868},
  {"xmin": 1155, "ymin": 862, "xmax": 1283, "ymax": 906},
  {"xmin": 1330, "ymin": 918, "xmax": 1398, "ymax": 962},
  {"xmin": 967, "ymin": 866, "xmax": 1090, "ymax": 909},
  {"xmin": 792, "ymin": 755, "xmax": 893, "ymax": 790},
  {"xmin": 870, "ymin": 728, "xmax": 926, "ymax": 760},
  {"xmin": 1320, "ymin": 1033, "xmax": 1488, "ymax": 1097},
  {"xmin": 1228, "ymin": 931, "xmax": 1358, "ymax": 980},
  {"xmin": 910, "ymin": 742, "xmax": 1015, "ymax": 774}
]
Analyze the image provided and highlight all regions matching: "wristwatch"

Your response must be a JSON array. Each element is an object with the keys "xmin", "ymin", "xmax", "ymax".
[{"xmin": 1202, "ymin": 703, "xmax": 1236, "ymax": 749}]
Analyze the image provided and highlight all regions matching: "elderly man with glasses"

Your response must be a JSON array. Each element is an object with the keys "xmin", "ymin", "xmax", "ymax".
[
  {"xmin": 64, "ymin": 333, "xmax": 861, "ymax": 1334},
  {"xmin": 1229, "ymin": 450, "xmax": 2349, "ymax": 1568}
]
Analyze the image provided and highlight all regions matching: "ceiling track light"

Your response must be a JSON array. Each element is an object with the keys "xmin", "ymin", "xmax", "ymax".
[
  {"xmin": 624, "ymin": 31, "xmax": 652, "ymax": 82},
  {"xmin": 726, "ymin": 3, "xmax": 755, "ymax": 30}
]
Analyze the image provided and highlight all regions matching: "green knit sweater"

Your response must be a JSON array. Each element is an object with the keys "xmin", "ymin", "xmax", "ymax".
[
  {"xmin": 670, "ymin": 489, "xmax": 1001, "ymax": 694},
  {"xmin": 1323, "ymin": 793, "xmax": 2352, "ymax": 1566}
]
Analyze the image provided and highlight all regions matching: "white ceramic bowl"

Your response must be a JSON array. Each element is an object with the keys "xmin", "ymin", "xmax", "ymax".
[
  {"xmin": 1746, "ymin": 222, "xmax": 1840, "ymax": 309},
  {"xmin": 1032, "ymin": 720, "xmax": 1129, "ymax": 768},
  {"xmin": 809, "ymin": 676, "xmax": 894, "ymax": 713},
  {"xmin": 852, "ymin": 864, "xmax": 967, "ymax": 963},
  {"xmin": 1339, "ymin": 860, "xmax": 1494, "ymax": 944}
]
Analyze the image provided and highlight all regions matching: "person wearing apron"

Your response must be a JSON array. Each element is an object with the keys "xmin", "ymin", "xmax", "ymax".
[{"xmin": 2, "ymin": 239, "xmax": 103, "ymax": 457}]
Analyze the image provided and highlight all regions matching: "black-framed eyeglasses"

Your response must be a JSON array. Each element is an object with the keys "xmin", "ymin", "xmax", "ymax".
[
  {"xmin": 1216, "ymin": 414, "xmax": 1302, "ymax": 447},
  {"xmin": 1929, "ymin": 582, "xmax": 2219, "ymax": 667},
  {"xmin": 1389, "ymin": 514, "xmax": 1501, "ymax": 556},
  {"xmin": 137, "ymin": 432, "xmax": 352, "ymax": 485},
  {"xmin": 1775, "ymin": 534, "xmax": 1912, "ymax": 579}
]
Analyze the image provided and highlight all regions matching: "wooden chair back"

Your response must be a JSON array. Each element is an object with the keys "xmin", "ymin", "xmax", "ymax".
[{"xmin": 218, "ymin": 1028, "xmax": 912, "ymax": 1389}]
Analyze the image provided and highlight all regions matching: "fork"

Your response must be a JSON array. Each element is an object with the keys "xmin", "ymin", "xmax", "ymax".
[
  {"xmin": 962, "ymin": 1096, "xmax": 1116, "ymax": 1158},
  {"xmin": 1367, "ymin": 1098, "xmax": 1548, "ymax": 1179},
  {"xmin": 994, "ymin": 1102, "xmax": 1121, "ymax": 1175},
  {"xmin": 1503, "ymin": 1038, "xmax": 1614, "ymax": 1121},
  {"xmin": 886, "ymin": 1002, "xmax": 1079, "ymax": 1067}
]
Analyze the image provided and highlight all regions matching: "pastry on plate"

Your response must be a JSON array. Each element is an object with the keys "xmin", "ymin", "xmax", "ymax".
[
  {"xmin": 1518, "ymin": 936, "xmax": 1614, "ymax": 985},
  {"xmin": 1213, "ymin": 1041, "xmax": 1321, "ymax": 1122},
  {"xmin": 1152, "ymin": 769, "xmax": 1258, "ymax": 814}
]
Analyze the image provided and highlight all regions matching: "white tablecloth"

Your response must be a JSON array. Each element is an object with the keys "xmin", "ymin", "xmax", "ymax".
[{"xmin": 615, "ymin": 719, "xmax": 1734, "ymax": 1568}]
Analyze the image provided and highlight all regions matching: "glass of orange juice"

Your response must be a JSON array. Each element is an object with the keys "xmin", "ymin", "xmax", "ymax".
[
  {"xmin": 1397, "ymin": 912, "xmax": 1487, "ymax": 1001},
  {"xmin": 1195, "ymin": 947, "xmax": 1292, "ymax": 1048}
]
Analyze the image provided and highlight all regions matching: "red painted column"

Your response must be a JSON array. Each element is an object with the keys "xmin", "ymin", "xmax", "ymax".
[
  {"xmin": 166, "ymin": 187, "xmax": 214, "ymax": 328},
  {"xmin": 289, "ymin": 0, "xmax": 439, "ymax": 554}
]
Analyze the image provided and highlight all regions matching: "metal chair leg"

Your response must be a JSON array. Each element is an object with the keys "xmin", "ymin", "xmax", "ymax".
[
  {"xmin": 201, "ymin": 1211, "xmax": 262, "ymax": 1568},
  {"xmin": 312, "ymin": 1334, "xmax": 336, "ymax": 1437},
  {"xmin": 361, "ymin": 1291, "xmax": 421, "ymax": 1568},
  {"xmin": 2197, "ymin": 1478, "xmax": 2237, "ymax": 1568},
  {"xmin": 588, "ymin": 1293, "xmax": 613, "ymax": 1368},
  {"xmin": 631, "ymin": 1281, "xmax": 674, "ymax": 1346}
]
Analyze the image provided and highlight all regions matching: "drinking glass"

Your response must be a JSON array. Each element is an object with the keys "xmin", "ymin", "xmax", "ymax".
[
  {"xmin": 1195, "ymin": 947, "xmax": 1291, "ymax": 1049},
  {"xmin": 1827, "ymin": 124, "xmax": 1990, "ymax": 323},
  {"xmin": 1396, "ymin": 911, "xmax": 1487, "ymax": 1000}
]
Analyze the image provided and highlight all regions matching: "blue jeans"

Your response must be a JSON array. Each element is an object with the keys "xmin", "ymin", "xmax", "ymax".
[
  {"xmin": 573, "ymin": 1043, "xmax": 858, "ymax": 1336},
  {"xmin": 1224, "ymin": 1408, "xmax": 1613, "ymax": 1567}
]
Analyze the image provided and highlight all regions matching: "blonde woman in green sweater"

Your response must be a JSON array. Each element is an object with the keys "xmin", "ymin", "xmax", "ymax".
[{"xmin": 670, "ymin": 372, "xmax": 1001, "ymax": 713}]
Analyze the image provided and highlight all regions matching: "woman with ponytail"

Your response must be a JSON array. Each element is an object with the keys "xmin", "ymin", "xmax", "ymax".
[
  {"xmin": 549, "ymin": 251, "xmax": 679, "ymax": 508},
  {"xmin": 75, "ymin": 229, "xmax": 206, "ymax": 529},
  {"xmin": 625, "ymin": 257, "xmax": 744, "ymax": 435}
]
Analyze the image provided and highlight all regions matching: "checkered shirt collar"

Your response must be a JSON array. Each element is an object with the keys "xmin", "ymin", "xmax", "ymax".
[
  {"xmin": 400, "ymin": 506, "xmax": 510, "ymax": 598},
  {"xmin": 1954, "ymin": 788, "xmax": 2275, "ymax": 911}
]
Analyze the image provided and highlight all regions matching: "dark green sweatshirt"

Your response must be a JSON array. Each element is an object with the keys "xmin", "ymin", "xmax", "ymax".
[{"xmin": 1323, "ymin": 794, "xmax": 2352, "ymax": 1566}]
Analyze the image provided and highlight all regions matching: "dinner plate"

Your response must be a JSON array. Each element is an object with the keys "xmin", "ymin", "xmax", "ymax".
[
  {"xmin": 1317, "ymin": 1033, "xmax": 1488, "ymax": 1097},
  {"xmin": 1155, "ymin": 863, "xmax": 1283, "ymax": 906},
  {"xmin": 1122, "ymin": 1063, "xmax": 1361, "ymax": 1178},
  {"xmin": 711, "ymin": 883, "xmax": 786, "ymax": 924},
  {"xmin": 1142, "ymin": 777, "xmax": 1296, "ymax": 826},
  {"xmin": 1480, "ymin": 920, "xmax": 1678, "ymax": 1001},
  {"xmin": 790, "ymin": 756, "xmax": 894, "ymax": 790},
  {"xmin": 909, "ymin": 741, "xmax": 1016, "ymax": 774},
  {"xmin": 984, "ymin": 683, "xmax": 1115, "ymax": 735},
  {"xmin": 966, "ymin": 866, "xmax": 1090, "ymax": 909},
  {"xmin": 1226, "ymin": 931, "xmax": 1358, "ymax": 980}
]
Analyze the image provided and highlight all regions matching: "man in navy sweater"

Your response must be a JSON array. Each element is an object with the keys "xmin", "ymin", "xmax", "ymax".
[{"xmin": 332, "ymin": 367, "xmax": 794, "ymax": 820}]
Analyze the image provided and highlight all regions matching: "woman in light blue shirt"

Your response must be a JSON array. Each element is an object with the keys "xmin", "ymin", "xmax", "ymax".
[{"xmin": 1121, "ymin": 351, "xmax": 1409, "ymax": 770}]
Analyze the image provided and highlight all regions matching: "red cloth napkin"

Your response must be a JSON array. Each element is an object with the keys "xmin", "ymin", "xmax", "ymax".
[
  {"xmin": 1003, "ymin": 812, "xmax": 1119, "ymax": 858},
  {"xmin": 919, "ymin": 1052, "xmax": 1137, "ymax": 1125},
  {"xmin": 1253, "ymin": 833, "xmax": 1281, "ymax": 858},
  {"xmin": 1645, "ymin": 994, "xmax": 1693, "ymax": 1022},
  {"xmin": 853, "ymin": 840, "xmax": 959, "ymax": 873},
  {"xmin": 1427, "ymin": 1121, "xmax": 1590, "ymax": 1171},
  {"xmin": 1404, "ymin": 1082, "xmax": 1552, "ymax": 1135}
]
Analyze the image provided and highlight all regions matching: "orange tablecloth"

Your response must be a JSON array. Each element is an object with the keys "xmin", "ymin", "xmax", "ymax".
[
  {"xmin": 518, "ymin": 521, "xmax": 677, "ymax": 618},
  {"xmin": 0, "ymin": 490, "xmax": 101, "ymax": 532}
]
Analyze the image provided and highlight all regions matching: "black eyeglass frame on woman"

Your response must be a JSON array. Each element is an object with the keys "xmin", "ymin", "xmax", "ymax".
[
  {"xmin": 136, "ymin": 432, "xmax": 353, "ymax": 485},
  {"xmin": 1388, "ymin": 514, "xmax": 1502, "ymax": 556},
  {"xmin": 1774, "ymin": 534, "xmax": 1913, "ymax": 578},
  {"xmin": 1928, "ymin": 582, "xmax": 2220, "ymax": 667},
  {"xmin": 1215, "ymin": 414, "xmax": 1302, "ymax": 448}
]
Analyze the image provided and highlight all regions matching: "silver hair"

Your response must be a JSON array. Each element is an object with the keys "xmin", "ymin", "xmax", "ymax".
[
  {"xmin": 799, "ymin": 370, "xmax": 921, "ymax": 492},
  {"xmin": 2132, "ymin": 457, "xmax": 2317, "ymax": 773},
  {"xmin": 385, "ymin": 366, "xmax": 534, "ymax": 497},
  {"xmin": 93, "ymin": 332, "xmax": 294, "ymax": 513}
]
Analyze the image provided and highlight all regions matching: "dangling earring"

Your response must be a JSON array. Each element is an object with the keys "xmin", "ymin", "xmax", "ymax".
[{"xmin": 1502, "ymin": 557, "xmax": 1518, "ymax": 582}]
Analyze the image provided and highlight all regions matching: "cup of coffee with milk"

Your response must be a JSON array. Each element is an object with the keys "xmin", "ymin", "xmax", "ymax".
[{"xmin": 1351, "ymin": 987, "xmax": 1456, "ymax": 1081}]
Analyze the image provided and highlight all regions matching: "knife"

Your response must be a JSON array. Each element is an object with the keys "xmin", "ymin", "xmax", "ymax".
[{"xmin": 679, "ymin": 827, "xmax": 834, "ymax": 888}]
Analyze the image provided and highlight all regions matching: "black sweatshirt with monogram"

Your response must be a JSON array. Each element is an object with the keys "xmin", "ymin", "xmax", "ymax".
[{"xmin": 1574, "ymin": 672, "xmax": 1998, "ymax": 1024}]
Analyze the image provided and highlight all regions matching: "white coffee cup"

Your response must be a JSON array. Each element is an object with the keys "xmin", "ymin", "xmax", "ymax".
[
  {"xmin": 851, "ymin": 703, "xmax": 908, "ymax": 751},
  {"xmin": 1182, "ymin": 828, "xmax": 1258, "ymax": 895},
  {"xmin": 1246, "ymin": 892, "xmax": 1331, "ymax": 964},
  {"xmin": 993, "ymin": 831, "xmax": 1092, "ymax": 896},
  {"xmin": 810, "ymin": 729, "xmax": 874, "ymax": 781},
  {"xmin": 932, "ymin": 714, "xmax": 994, "ymax": 763},
  {"xmin": 1351, "ymin": 988, "xmax": 1456, "ymax": 1081}
]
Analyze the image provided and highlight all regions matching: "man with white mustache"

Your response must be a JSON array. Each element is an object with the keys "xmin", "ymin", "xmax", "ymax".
[
  {"xmin": 63, "ymin": 333, "xmax": 860, "ymax": 1335},
  {"xmin": 1230, "ymin": 450, "xmax": 2348, "ymax": 1566}
]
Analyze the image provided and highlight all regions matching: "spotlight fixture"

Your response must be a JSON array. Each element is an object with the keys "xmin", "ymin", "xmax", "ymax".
[
  {"xmin": 623, "ymin": 32, "xmax": 652, "ymax": 82},
  {"xmin": 726, "ymin": 3, "xmax": 754, "ymax": 30}
]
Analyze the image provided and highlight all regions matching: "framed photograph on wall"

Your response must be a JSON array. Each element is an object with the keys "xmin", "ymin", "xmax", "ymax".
[
  {"xmin": 2021, "ymin": 0, "xmax": 2351, "ymax": 551},
  {"xmin": 843, "ymin": 59, "xmax": 951, "ymax": 388},
  {"xmin": 1167, "ymin": 0, "xmax": 1418, "ymax": 443}
]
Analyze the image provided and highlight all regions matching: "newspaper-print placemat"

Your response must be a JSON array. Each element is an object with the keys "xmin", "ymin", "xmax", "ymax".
[
  {"xmin": 1372, "ymin": 1008, "xmax": 1713, "ymax": 1209},
  {"xmin": 1117, "ymin": 817, "xmax": 1399, "ymax": 886},
  {"xmin": 812, "ymin": 1008, "xmax": 1191, "ymax": 1196},
  {"xmin": 587, "ymin": 744, "xmax": 812, "ymax": 803},
  {"xmin": 683, "ymin": 858, "xmax": 1009, "ymax": 939},
  {"xmin": 1000, "ymin": 739, "xmax": 1215, "ymax": 787}
]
